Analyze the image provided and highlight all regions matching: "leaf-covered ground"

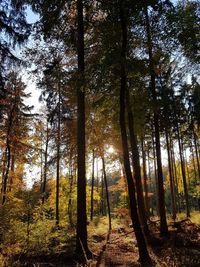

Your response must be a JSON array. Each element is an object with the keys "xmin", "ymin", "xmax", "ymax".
[
  {"xmin": 88, "ymin": 219, "xmax": 200, "ymax": 267},
  {"xmin": 2, "ymin": 218, "xmax": 200, "ymax": 266}
]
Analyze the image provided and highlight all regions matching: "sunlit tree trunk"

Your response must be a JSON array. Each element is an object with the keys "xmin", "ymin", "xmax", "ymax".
[
  {"xmin": 176, "ymin": 123, "xmax": 190, "ymax": 217},
  {"xmin": 102, "ymin": 155, "xmax": 111, "ymax": 231},
  {"xmin": 55, "ymin": 79, "xmax": 61, "ymax": 226},
  {"xmin": 147, "ymin": 147, "xmax": 154, "ymax": 216},
  {"xmin": 100, "ymin": 170, "xmax": 104, "ymax": 216},
  {"xmin": 90, "ymin": 150, "xmax": 95, "ymax": 221},
  {"xmin": 8, "ymin": 152, "xmax": 15, "ymax": 191},
  {"xmin": 68, "ymin": 157, "xmax": 74, "ymax": 227},
  {"xmin": 42, "ymin": 121, "xmax": 49, "ymax": 204},
  {"xmin": 170, "ymin": 139, "xmax": 181, "ymax": 213},
  {"xmin": 194, "ymin": 133, "xmax": 200, "ymax": 180},
  {"xmin": 151, "ymin": 124, "xmax": 159, "ymax": 216},
  {"xmin": 96, "ymin": 157, "xmax": 99, "ymax": 192},
  {"xmin": 190, "ymin": 142, "xmax": 197, "ymax": 183}
]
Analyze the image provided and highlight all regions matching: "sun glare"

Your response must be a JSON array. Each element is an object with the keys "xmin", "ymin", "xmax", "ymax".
[{"xmin": 107, "ymin": 145, "xmax": 115, "ymax": 154}]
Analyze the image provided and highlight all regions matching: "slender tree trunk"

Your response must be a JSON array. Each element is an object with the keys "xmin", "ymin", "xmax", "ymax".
[
  {"xmin": 119, "ymin": 3, "xmax": 152, "ymax": 264},
  {"xmin": 190, "ymin": 143, "xmax": 197, "ymax": 183},
  {"xmin": 96, "ymin": 157, "xmax": 99, "ymax": 192},
  {"xmin": 100, "ymin": 170, "xmax": 104, "ymax": 216},
  {"xmin": 40, "ymin": 137, "xmax": 43, "ymax": 193},
  {"xmin": 165, "ymin": 129, "xmax": 176, "ymax": 220},
  {"xmin": 141, "ymin": 138, "xmax": 150, "ymax": 217},
  {"xmin": 170, "ymin": 139, "xmax": 181, "ymax": 213},
  {"xmin": 147, "ymin": 148, "xmax": 154, "ymax": 216},
  {"xmin": 2, "ymin": 144, "xmax": 11, "ymax": 204},
  {"xmin": 68, "ymin": 162, "xmax": 74, "ymax": 227},
  {"xmin": 90, "ymin": 150, "xmax": 95, "ymax": 221},
  {"xmin": 8, "ymin": 153, "xmax": 15, "ymax": 191},
  {"xmin": 176, "ymin": 124, "xmax": 190, "ymax": 217},
  {"xmin": 76, "ymin": 0, "xmax": 91, "ymax": 258},
  {"xmin": 194, "ymin": 133, "xmax": 200, "ymax": 180},
  {"xmin": 102, "ymin": 155, "xmax": 111, "ymax": 231},
  {"xmin": 42, "ymin": 122, "xmax": 49, "ymax": 204},
  {"xmin": 144, "ymin": 8, "xmax": 168, "ymax": 236},
  {"xmin": 1, "ymin": 152, "xmax": 6, "ymax": 193},
  {"xmin": 152, "ymin": 128, "xmax": 159, "ymax": 216},
  {"xmin": 126, "ymin": 89, "xmax": 149, "ymax": 236},
  {"xmin": 55, "ymin": 79, "xmax": 61, "ymax": 226}
]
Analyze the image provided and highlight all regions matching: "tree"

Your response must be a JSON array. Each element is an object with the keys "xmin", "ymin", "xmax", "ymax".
[
  {"xmin": 1, "ymin": 72, "xmax": 33, "ymax": 204},
  {"xmin": 0, "ymin": 0, "xmax": 30, "ymax": 120},
  {"xmin": 144, "ymin": 5, "xmax": 168, "ymax": 237},
  {"xmin": 76, "ymin": 0, "xmax": 92, "ymax": 259},
  {"xmin": 119, "ymin": 1, "xmax": 152, "ymax": 264}
]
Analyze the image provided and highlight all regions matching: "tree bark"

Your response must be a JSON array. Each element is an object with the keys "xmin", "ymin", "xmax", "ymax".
[
  {"xmin": 190, "ymin": 142, "xmax": 197, "ymax": 183},
  {"xmin": 141, "ymin": 137, "xmax": 150, "ymax": 217},
  {"xmin": 8, "ymin": 152, "xmax": 15, "ymax": 191},
  {"xmin": 165, "ymin": 129, "xmax": 177, "ymax": 220},
  {"xmin": 126, "ymin": 90, "xmax": 149, "ymax": 236},
  {"xmin": 55, "ymin": 77, "xmax": 61, "ymax": 226},
  {"xmin": 2, "ymin": 144, "xmax": 11, "ymax": 204},
  {"xmin": 68, "ymin": 160, "xmax": 74, "ymax": 227},
  {"xmin": 194, "ymin": 133, "xmax": 200, "ymax": 180},
  {"xmin": 90, "ymin": 150, "xmax": 95, "ymax": 221},
  {"xmin": 100, "ymin": 170, "xmax": 104, "ymax": 216},
  {"xmin": 76, "ymin": 0, "xmax": 92, "ymax": 259},
  {"xmin": 151, "ymin": 127, "xmax": 159, "ymax": 215},
  {"xmin": 176, "ymin": 123, "xmax": 190, "ymax": 217},
  {"xmin": 170, "ymin": 138, "xmax": 181, "ymax": 213},
  {"xmin": 144, "ymin": 7, "xmax": 168, "ymax": 236},
  {"xmin": 102, "ymin": 155, "xmax": 111, "ymax": 231},
  {"xmin": 42, "ymin": 121, "xmax": 49, "ymax": 204},
  {"xmin": 119, "ymin": 2, "xmax": 152, "ymax": 264}
]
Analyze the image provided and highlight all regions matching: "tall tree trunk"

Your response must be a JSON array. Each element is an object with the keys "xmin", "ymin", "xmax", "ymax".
[
  {"xmin": 119, "ymin": 2, "xmax": 152, "ymax": 264},
  {"xmin": 100, "ymin": 170, "xmax": 104, "ymax": 216},
  {"xmin": 152, "ymin": 128, "xmax": 159, "ymax": 215},
  {"xmin": 68, "ymin": 162, "xmax": 74, "ymax": 227},
  {"xmin": 102, "ymin": 155, "xmax": 111, "ymax": 231},
  {"xmin": 126, "ymin": 90, "xmax": 149, "ymax": 236},
  {"xmin": 176, "ymin": 124, "xmax": 190, "ymax": 217},
  {"xmin": 194, "ymin": 133, "xmax": 200, "ymax": 180},
  {"xmin": 90, "ymin": 150, "xmax": 95, "ymax": 221},
  {"xmin": 190, "ymin": 143, "xmax": 197, "ymax": 183},
  {"xmin": 2, "ymin": 144, "xmax": 11, "ymax": 205},
  {"xmin": 42, "ymin": 122, "xmax": 49, "ymax": 204},
  {"xmin": 56, "ymin": 79, "xmax": 61, "ymax": 226},
  {"xmin": 8, "ymin": 152, "xmax": 15, "ymax": 191},
  {"xmin": 144, "ymin": 7, "xmax": 168, "ymax": 236},
  {"xmin": 165, "ymin": 129, "xmax": 176, "ymax": 220},
  {"xmin": 141, "ymin": 137, "xmax": 150, "ymax": 217},
  {"xmin": 170, "ymin": 139, "xmax": 181, "ymax": 213},
  {"xmin": 147, "ymin": 147, "xmax": 154, "ymax": 216},
  {"xmin": 76, "ymin": 0, "xmax": 91, "ymax": 258},
  {"xmin": 1, "ymin": 152, "xmax": 6, "ymax": 193},
  {"xmin": 96, "ymin": 157, "xmax": 99, "ymax": 192},
  {"xmin": 40, "ymin": 145, "xmax": 43, "ymax": 193}
]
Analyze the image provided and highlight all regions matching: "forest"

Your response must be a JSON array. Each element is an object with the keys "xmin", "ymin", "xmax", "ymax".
[{"xmin": 0, "ymin": 0, "xmax": 200, "ymax": 266}]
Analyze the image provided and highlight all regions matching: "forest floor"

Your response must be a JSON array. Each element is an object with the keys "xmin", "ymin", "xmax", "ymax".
[
  {"xmin": 88, "ymin": 218, "xmax": 200, "ymax": 267},
  {"xmin": 3, "ymin": 217, "xmax": 200, "ymax": 267}
]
